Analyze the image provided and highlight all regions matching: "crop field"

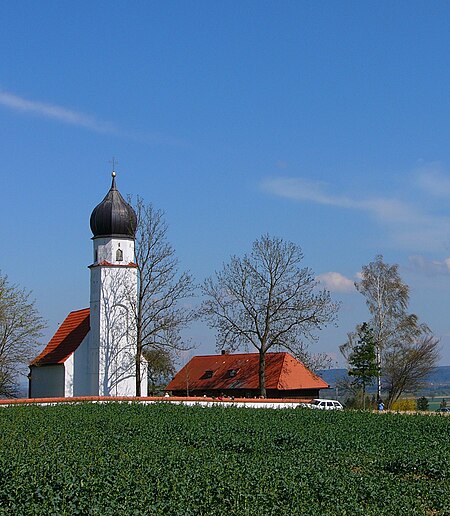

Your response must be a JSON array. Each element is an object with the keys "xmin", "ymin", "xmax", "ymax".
[{"xmin": 0, "ymin": 403, "xmax": 448, "ymax": 515}]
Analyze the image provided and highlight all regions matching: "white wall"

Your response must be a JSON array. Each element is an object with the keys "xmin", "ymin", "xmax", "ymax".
[
  {"xmin": 93, "ymin": 237, "xmax": 135, "ymax": 265},
  {"xmin": 64, "ymin": 354, "xmax": 74, "ymax": 397},
  {"xmin": 90, "ymin": 237, "xmax": 138, "ymax": 397}
]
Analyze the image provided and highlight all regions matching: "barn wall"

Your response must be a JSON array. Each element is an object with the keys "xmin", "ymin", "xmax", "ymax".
[
  {"xmin": 29, "ymin": 364, "xmax": 65, "ymax": 398},
  {"xmin": 169, "ymin": 388, "xmax": 323, "ymax": 399}
]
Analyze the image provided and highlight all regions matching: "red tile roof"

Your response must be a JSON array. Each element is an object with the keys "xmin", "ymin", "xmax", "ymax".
[
  {"xmin": 89, "ymin": 261, "xmax": 138, "ymax": 268},
  {"xmin": 165, "ymin": 352, "xmax": 329, "ymax": 392},
  {"xmin": 30, "ymin": 308, "xmax": 90, "ymax": 366}
]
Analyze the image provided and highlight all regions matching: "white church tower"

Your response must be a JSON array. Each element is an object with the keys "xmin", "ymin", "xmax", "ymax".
[
  {"xmin": 29, "ymin": 171, "xmax": 147, "ymax": 398},
  {"xmin": 87, "ymin": 172, "xmax": 140, "ymax": 396}
]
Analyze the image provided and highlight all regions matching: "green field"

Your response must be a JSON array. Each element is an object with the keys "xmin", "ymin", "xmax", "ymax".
[{"xmin": 0, "ymin": 403, "xmax": 448, "ymax": 515}]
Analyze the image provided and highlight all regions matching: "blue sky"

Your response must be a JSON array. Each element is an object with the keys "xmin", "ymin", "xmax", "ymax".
[{"xmin": 1, "ymin": 2, "xmax": 449, "ymax": 367}]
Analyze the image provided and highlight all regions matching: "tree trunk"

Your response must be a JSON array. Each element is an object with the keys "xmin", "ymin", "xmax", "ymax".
[
  {"xmin": 386, "ymin": 385, "xmax": 401, "ymax": 410},
  {"xmin": 135, "ymin": 308, "xmax": 143, "ymax": 396},
  {"xmin": 376, "ymin": 344, "xmax": 381, "ymax": 401},
  {"xmin": 135, "ymin": 348, "xmax": 141, "ymax": 396},
  {"xmin": 258, "ymin": 351, "xmax": 266, "ymax": 398},
  {"xmin": 362, "ymin": 381, "xmax": 366, "ymax": 410}
]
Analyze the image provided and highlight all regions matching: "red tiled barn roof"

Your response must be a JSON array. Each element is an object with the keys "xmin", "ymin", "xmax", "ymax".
[
  {"xmin": 165, "ymin": 352, "xmax": 329, "ymax": 392},
  {"xmin": 30, "ymin": 308, "xmax": 90, "ymax": 366}
]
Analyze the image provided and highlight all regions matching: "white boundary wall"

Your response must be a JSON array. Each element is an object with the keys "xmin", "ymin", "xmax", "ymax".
[{"xmin": 0, "ymin": 398, "xmax": 306, "ymax": 409}]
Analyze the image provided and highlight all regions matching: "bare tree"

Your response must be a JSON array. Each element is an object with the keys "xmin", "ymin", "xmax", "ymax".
[
  {"xmin": 355, "ymin": 255, "xmax": 428, "ymax": 399},
  {"xmin": 0, "ymin": 272, "xmax": 46, "ymax": 397},
  {"xmin": 143, "ymin": 348, "xmax": 176, "ymax": 395},
  {"xmin": 335, "ymin": 375, "xmax": 363, "ymax": 408},
  {"xmin": 305, "ymin": 352, "xmax": 334, "ymax": 374},
  {"xmin": 131, "ymin": 198, "xmax": 196, "ymax": 396},
  {"xmin": 383, "ymin": 334, "xmax": 439, "ymax": 408},
  {"xmin": 201, "ymin": 234, "xmax": 339, "ymax": 397}
]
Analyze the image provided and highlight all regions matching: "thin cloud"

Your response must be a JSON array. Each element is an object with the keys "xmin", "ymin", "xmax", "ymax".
[
  {"xmin": 0, "ymin": 90, "xmax": 190, "ymax": 147},
  {"xmin": 416, "ymin": 162, "xmax": 450, "ymax": 199},
  {"xmin": 261, "ymin": 175, "xmax": 450, "ymax": 251},
  {"xmin": 317, "ymin": 272, "xmax": 355, "ymax": 293},
  {"xmin": 261, "ymin": 177, "xmax": 414, "ymax": 224},
  {"xmin": 0, "ymin": 91, "xmax": 117, "ymax": 133},
  {"xmin": 408, "ymin": 255, "xmax": 450, "ymax": 276}
]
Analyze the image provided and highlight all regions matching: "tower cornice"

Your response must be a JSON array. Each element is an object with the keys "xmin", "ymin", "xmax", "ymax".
[{"xmin": 88, "ymin": 260, "xmax": 138, "ymax": 269}]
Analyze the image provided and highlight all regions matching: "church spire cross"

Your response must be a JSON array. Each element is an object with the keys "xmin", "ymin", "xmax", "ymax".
[{"xmin": 109, "ymin": 156, "xmax": 119, "ymax": 173}]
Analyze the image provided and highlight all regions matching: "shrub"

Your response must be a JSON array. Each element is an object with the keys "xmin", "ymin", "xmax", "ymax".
[
  {"xmin": 416, "ymin": 396, "xmax": 429, "ymax": 411},
  {"xmin": 391, "ymin": 398, "xmax": 416, "ymax": 411}
]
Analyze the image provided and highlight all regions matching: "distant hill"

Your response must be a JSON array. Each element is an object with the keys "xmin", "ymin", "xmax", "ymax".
[
  {"xmin": 428, "ymin": 366, "xmax": 450, "ymax": 385},
  {"xmin": 318, "ymin": 366, "xmax": 450, "ymax": 396},
  {"xmin": 317, "ymin": 368, "xmax": 348, "ymax": 387}
]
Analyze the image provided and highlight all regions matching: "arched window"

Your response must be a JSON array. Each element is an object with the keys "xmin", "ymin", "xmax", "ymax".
[{"xmin": 116, "ymin": 248, "xmax": 123, "ymax": 262}]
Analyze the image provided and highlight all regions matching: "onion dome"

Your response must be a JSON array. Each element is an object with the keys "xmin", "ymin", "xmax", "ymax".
[{"xmin": 90, "ymin": 173, "xmax": 137, "ymax": 238}]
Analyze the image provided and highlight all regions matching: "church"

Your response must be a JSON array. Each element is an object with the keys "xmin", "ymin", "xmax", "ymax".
[{"xmin": 29, "ymin": 173, "xmax": 147, "ymax": 398}]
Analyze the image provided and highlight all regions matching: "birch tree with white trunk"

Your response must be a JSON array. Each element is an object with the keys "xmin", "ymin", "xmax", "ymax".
[{"xmin": 354, "ymin": 255, "xmax": 433, "ymax": 403}]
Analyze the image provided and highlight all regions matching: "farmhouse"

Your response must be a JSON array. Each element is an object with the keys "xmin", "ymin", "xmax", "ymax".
[
  {"xmin": 165, "ymin": 352, "xmax": 329, "ymax": 399},
  {"xmin": 29, "ymin": 173, "xmax": 147, "ymax": 398}
]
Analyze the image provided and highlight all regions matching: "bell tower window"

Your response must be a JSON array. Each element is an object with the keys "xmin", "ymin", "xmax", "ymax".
[{"xmin": 116, "ymin": 248, "xmax": 123, "ymax": 262}]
